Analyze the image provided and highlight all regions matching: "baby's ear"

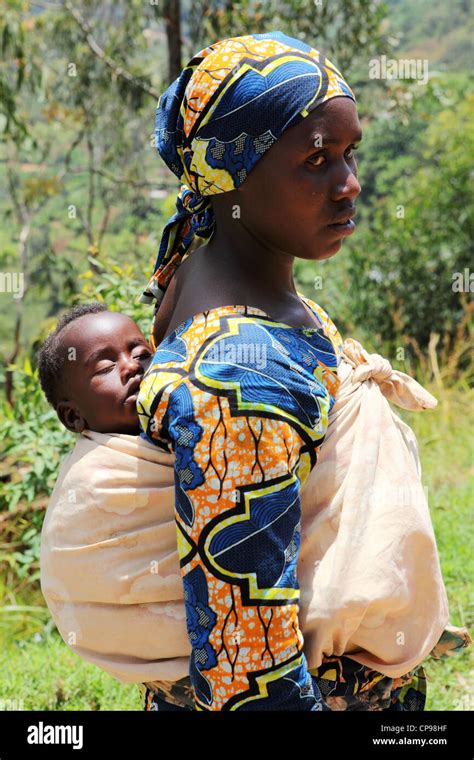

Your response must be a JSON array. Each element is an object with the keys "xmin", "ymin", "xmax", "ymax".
[{"xmin": 56, "ymin": 400, "xmax": 87, "ymax": 433}]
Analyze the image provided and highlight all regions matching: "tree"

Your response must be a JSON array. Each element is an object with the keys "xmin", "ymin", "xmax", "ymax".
[
  {"xmin": 343, "ymin": 84, "xmax": 473, "ymax": 380},
  {"xmin": 0, "ymin": 0, "xmax": 391, "ymax": 403}
]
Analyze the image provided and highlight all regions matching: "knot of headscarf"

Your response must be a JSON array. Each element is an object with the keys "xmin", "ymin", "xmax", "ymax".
[{"xmin": 139, "ymin": 30, "xmax": 355, "ymax": 311}]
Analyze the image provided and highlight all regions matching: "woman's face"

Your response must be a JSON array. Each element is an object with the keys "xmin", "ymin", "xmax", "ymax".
[{"xmin": 235, "ymin": 97, "xmax": 362, "ymax": 260}]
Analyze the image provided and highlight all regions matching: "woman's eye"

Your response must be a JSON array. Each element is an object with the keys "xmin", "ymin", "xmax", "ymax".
[
  {"xmin": 309, "ymin": 146, "xmax": 359, "ymax": 166},
  {"xmin": 308, "ymin": 153, "xmax": 325, "ymax": 167},
  {"xmin": 134, "ymin": 351, "xmax": 151, "ymax": 361},
  {"xmin": 345, "ymin": 145, "xmax": 359, "ymax": 160}
]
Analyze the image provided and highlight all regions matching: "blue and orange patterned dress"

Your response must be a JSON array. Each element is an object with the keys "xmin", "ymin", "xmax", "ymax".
[{"xmin": 137, "ymin": 294, "xmax": 427, "ymax": 711}]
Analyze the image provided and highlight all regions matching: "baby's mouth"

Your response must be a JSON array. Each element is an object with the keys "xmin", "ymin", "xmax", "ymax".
[{"xmin": 124, "ymin": 378, "xmax": 142, "ymax": 405}]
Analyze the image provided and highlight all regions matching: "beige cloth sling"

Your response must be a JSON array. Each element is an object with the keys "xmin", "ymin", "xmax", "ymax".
[
  {"xmin": 40, "ymin": 338, "xmax": 451, "ymax": 684},
  {"xmin": 299, "ymin": 338, "xmax": 449, "ymax": 677}
]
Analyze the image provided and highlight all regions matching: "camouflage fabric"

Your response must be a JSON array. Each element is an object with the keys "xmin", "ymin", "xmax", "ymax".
[
  {"xmin": 140, "ymin": 624, "xmax": 471, "ymax": 711},
  {"xmin": 429, "ymin": 624, "xmax": 473, "ymax": 660},
  {"xmin": 313, "ymin": 658, "xmax": 427, "ymax": 712},
  {"xmin": 139, "ymin": 676, "xmax": 196, "ymax": 711}
]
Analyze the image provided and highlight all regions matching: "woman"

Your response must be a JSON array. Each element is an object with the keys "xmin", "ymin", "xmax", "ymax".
[{"xmin": 136, "ymin": 31, "xmax": 445, "ymax": 711}]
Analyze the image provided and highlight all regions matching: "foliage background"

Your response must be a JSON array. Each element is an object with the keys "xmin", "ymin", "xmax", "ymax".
[{"xmin": 0, "ymin": 0, "xmax": 472, "ymax": 711}]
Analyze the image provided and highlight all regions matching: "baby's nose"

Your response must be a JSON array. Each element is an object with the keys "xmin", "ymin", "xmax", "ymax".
[{"xmin": 123, "ymin": 354, "xmax": 143, "ymax": 377}]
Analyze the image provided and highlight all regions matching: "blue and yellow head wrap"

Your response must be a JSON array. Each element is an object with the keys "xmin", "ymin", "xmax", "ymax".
[{"xmin": 140, "ymin": 30, "xmax": 355, "ymax": 310}]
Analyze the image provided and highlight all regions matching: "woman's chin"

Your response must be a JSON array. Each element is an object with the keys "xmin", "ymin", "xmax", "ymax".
[
  {"xmin": 311, "ymin": 239, "xmax": 343, "ymax": 260},
  {"xmin": 323, "ymin": 246, "xmax": 342, "ymax": 259}
]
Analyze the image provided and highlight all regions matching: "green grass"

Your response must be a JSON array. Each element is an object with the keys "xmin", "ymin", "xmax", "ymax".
[
  {"xmin": 398, "ymin": 384, "xmax": 474, "ymax": 710},
  {"xmin": 0, "ymin": 384, "xmax": 472, "ymax": 711},
  {"xmin": 0, "ymin": 630, "xmax": 142, "ymax": 711}
]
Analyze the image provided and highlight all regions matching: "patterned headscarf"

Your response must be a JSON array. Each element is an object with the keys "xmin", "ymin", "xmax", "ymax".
[{"xmin": 139, "ymin": 31, "xmax": 355, "ymax": 311}]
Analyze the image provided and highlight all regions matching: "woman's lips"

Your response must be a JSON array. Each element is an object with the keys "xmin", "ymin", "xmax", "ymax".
[
  {"xmin": 327, "ymin": 219, "xmax": 356, "ymax": 236},
  {"xmin": 124, "ymin": 392, "xmax": 138, "ymax": 405}
]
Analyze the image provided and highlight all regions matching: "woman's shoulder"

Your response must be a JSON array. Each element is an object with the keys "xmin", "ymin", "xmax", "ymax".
[
  {"xmin": 297, "ymin": 291, "xmax": 344, "ymax": 359},
  {"xmin": 138, "ymin": 305, "xmax": 267, "ymax": 440},
  {"xmin": 138, "ymin": 301, "xmax": 340, "ymax": 449},
  {"xmin": 141, "ymin": 304, "xmax": 269, "ymax": 390}
]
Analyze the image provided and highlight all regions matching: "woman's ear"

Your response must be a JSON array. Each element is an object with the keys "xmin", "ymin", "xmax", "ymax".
[{"xmin": 56, "ymin": 400, "xmax": 87, "ymax": 433}]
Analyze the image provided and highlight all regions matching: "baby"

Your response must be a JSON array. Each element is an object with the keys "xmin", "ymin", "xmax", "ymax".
[
  {"xmin": 37, "ymin": 302, "xmax": 469, "ymax": 710},
  {"xmin": 38, "ymin": 302, "xmax": 194, "ymax": 688},
  {"xmin": 37, "ymin": 302, "xmax": 153, "ymax": 436}
]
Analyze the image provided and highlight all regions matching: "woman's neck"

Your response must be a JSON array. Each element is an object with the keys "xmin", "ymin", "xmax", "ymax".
[{"xmin": 152, "ymin": 226, "xmax": 320, "ymax": 345}]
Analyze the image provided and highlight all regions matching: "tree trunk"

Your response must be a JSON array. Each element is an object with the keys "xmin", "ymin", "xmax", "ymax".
[{"xmin": 163, "ymin": 0, "xmax": 182, "ymax": 84}]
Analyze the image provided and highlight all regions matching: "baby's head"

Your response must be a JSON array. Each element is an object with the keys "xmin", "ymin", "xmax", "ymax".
[{"xmin": 37, "ymin": 303, "xmax": 152, "ymax": 435}]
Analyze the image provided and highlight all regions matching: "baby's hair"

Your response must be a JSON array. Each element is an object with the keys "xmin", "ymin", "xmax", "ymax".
[{"xmin": 37, "ymin": 302, "xmax": 109, "ymax": 409}]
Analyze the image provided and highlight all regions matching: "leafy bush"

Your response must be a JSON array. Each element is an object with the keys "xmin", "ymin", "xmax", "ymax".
[
  {"xmin": 312, "ymin": 74, "xmax": 474, "ymax": 382},
  {"xmin": 0, "ymin": 357, "xmax": 74, "ymax": 513},
  {"xmin": 0, "ymin": 256, "xmax": 155, "ymax": 592}
]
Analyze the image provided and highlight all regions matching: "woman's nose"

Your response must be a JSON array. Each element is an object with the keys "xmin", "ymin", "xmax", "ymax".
[{"xmin": 331, "ymin": 167, "xmax": 361, "ymax": 202}]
